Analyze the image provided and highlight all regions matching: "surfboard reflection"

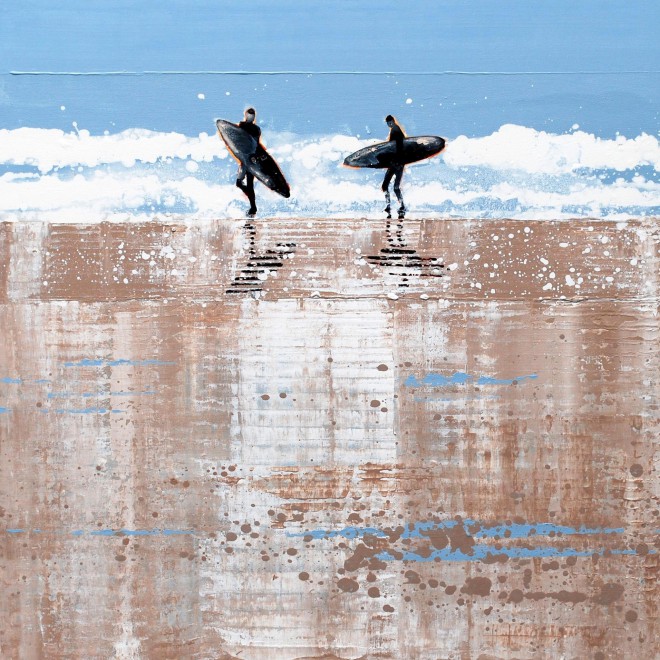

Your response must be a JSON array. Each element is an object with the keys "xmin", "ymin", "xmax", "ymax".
[
  {"xmin": 366, "ymin": 220, "xmax": 445, "ymax": 289},
  {"xmin": 225, "ymin": 221, "xmax": 296, "ymax": 294}
]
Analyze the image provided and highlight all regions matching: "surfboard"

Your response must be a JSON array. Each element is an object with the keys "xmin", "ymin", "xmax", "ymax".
[
  {"xmin": 343, "ymin": 136, "xmax": 446, "ymax": 169},
  {"xmin": 216, "ymin": 119, "xmax": 291, "ymax": 198}
]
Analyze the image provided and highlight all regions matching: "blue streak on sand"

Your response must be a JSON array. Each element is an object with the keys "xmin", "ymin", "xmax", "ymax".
[
  {"xmin": 413, "ymin": 395, "xmax": 501, "ymax": 403},
  {"xmin": 475, "ymin": 522, "xmax": 623, "ymax": 539},
  {"xmin": 49, "ymin": 407, "xmax": 126, "ymax": 414},
  {"xmin": 292, "ymin": 520, "xmax": 625, "ymax": 541},
  {"xmin": 48, "ymin": 391, "xmax": 156, "ymax": 399},
  {"xmin": 0, "ymin": 377, "xmax": 22, "ymax": 384},
  {"xmin": 299, "ymin": 526, "xmax": 389, "ymax": 540},
  {"xmin": 376, "ymin": 547, "xmax": 640, "ymax": 563},
  {"xmin": 88, "ymin": 529, "xmax": 196, "ymax": 536},
  {"xmin": 5, "ymin": 526, "xmax": 655, "ymax": 562},
  {"xmin": 290, "ymin": 521, "xmax": 651, "ymax": 562},
  {"xmin": 11, "ymin": 529, "xmax": 196, "ymax": 536},
  {"xmin": 0, "ymin": 407, "xmax": 10, "ymax": 414},
  {"xmin": 405, "ymin": 372, "xmax": 538, "ymax": 387},
  {"xmin": 64, "ymin": 358, "xmax": 174, "ymax": 367}
]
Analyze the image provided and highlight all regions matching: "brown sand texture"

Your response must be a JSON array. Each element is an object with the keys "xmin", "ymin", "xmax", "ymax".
[{"xmin": 1, "ymin": 216, "xmax": 658, "ymax": 659}]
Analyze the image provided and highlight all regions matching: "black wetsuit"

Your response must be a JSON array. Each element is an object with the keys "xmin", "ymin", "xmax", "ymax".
[
  {"xmin": 239, "ymin": 120, "xmax": 261, "ymax": 143},
  {"xmin": 236, "ymin": 120, "xmax": 262, "ymax": 213},
  {"xmin": 382, "ymin": 124, "xmax": 405, "ymax": 209}
]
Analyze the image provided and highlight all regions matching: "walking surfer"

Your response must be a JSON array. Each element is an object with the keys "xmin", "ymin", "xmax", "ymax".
[
  {"xmin": 382, "ymin": 115, "xmax": 406, "ymax": 219},
  {"xmin": 343, "ymin": 118, "xmax": 445, "ymax": 218},
  {"xmin": 236, "ymin": 107, "xmax": 261, "ymax": 217},
  {"xmin": 216, "ymin": 111, "xmax": 290, "ymax": 217}
]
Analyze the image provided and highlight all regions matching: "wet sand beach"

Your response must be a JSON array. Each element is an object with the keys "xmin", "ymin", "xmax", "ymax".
[{"xmin": 1, "ymin": 216, "xmax": 658, "ymax": 658}]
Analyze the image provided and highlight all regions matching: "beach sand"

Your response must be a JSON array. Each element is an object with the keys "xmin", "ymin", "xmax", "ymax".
[{"xmin": 1, "ymin": 217, "xmax": 658, "ymax": 658}]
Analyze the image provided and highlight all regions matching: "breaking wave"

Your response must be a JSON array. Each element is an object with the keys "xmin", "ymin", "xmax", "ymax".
[{"xmin": 0, "ymin": 124, "xmax": 657, "ymax": 221}]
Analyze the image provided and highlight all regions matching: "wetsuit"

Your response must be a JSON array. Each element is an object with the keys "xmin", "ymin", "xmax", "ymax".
[
  {"xmin": 236, "ymin": 120, "xmax": 262, "ymax": 214},
  {"xmin": 382, "ymin": 124, "xmax": 405, "ymax": 211}
]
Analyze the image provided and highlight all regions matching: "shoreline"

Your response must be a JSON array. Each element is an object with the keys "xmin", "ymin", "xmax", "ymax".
[
  {"xmin": 2, "ymin": 214, "xmax": 658, "ymax": 225},
  {"xmin": 1, "ymin": 216, "xmax": 657, "ymax": 303}
]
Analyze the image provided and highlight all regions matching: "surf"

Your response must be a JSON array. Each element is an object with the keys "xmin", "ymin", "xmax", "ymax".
[{"xmin": 0, "ymin": 124, "xmax": 657, "ymax": 222}]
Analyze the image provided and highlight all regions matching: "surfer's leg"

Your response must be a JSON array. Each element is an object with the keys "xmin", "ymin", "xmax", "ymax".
[
  {"xmin": 236, "ymin": 163, "xmax": 248, "ymax": 194},
  {"xmin": 394, "ymin": 166, "xmax": 405, "ymax": 210},
  {"xmin": 382, "ymin": 168, "xmax": 394, "ymax": 210},
  {"xmin": 236, "ymin": 163, "xmax": 247, "ymax": 184},
  {"xmin": 236, "ymin": 165, "xmax": 256, "ymax": 215},
  {"xmin": 246, "ymin": 173, "xmax": 257, "ymax": 216}
]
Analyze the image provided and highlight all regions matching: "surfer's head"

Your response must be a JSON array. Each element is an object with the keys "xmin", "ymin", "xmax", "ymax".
[
  {"xmin": 244, "ymin": 107, "xmax": 256, "ymax": 123},
  {"xmin": 385, "ymin": 114, "xmax": 395, "ymax": 127}
]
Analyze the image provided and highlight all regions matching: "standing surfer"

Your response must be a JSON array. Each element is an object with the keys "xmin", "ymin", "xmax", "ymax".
[
  {"xmin": 382, "ymin": 115, "xmax": 406, "ymax": 219},
  {"xmin": 236, "ymin": 107, "xmax": 262, "ymax": 217}
]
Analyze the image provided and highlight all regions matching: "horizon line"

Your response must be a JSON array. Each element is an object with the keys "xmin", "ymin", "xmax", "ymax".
[{"xmin": 7, "ymin": 69, "xmax": 660, "ymax": 77}]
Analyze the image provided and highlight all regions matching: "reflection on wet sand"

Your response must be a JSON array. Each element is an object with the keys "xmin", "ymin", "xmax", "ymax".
[
  {"xmin": 366, "ymin": 219, "xmax": 445, "ymax": 288},
  {"xmin": 225, "ymin": 221, "xmax": 296, "ymax": 294},
  {"xmin": 0, "ymin": 217, "xmax": 658, "ymax": 658}
]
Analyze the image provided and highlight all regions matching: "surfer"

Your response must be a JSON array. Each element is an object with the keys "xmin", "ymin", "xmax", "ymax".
[
  {"xmin": 343, "ymin": 120, "xmax": 444, "ymax": 218},
  {"xmin": 236, "ymin": 107, "xmax": 262, "ymax": 217},
  {"xmin": 382, "ymin": 115, "xmax": 406, "ymax": 218}
]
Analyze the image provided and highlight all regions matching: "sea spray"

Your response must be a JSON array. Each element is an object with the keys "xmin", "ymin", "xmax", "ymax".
[{"xmin": 1, "ymin": 125, "xmax": 657, "ymax": 221}]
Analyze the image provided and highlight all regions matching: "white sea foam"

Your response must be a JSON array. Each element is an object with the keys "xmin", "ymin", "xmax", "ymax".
[
  {"xmin": 0, "ymin": 124, "xmax": 657, "ymax": 221},
  {"xmin": 444, "ymin": 124, "xmax": 659, "ymax": 174},
  {"xmin": 0, "ymin": 127, "xmax": 226, "ymax": 173}
]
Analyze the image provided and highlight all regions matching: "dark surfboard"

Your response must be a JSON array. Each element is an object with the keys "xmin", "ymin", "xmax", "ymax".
[
  {"xmin": 343, "ymin": 136, "xmax": 446, "ymax": 169},
  {"xmin": 216, "ymin": 119, "xmax": 290, "ymax": 198}
]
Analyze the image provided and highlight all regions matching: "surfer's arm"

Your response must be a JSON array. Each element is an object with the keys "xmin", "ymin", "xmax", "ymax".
[
  {"xmin": 253, "ymin": 128, "xmax": 265, "ymax": 157},
  {"xmin": 395, "ymin": 135, "xmax": 404, "ymax": 157},
  {"xmin": 389, "ymin": 128, "xmax": 404, "ymax": 162}
]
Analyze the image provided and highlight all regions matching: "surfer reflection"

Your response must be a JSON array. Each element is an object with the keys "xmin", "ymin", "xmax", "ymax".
[
  {"xmin": 236, "ymin": 107, "xmax": 261, "ymax": 217},
  {"xmin": 383, "ymin": 115, "xmax": 406, "ymax": 219}
]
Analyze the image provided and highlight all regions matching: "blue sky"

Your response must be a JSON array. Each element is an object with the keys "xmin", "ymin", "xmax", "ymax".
[{"xmin": 1, "ymin": 1, "xmax": 658, "ymax": 136}]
